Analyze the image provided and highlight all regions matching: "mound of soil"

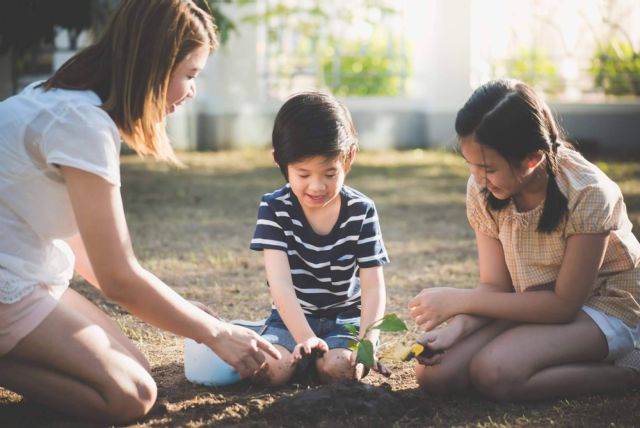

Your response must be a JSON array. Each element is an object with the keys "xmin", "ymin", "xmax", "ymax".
[{"xmin": 262, "ymin": 380, "xmax": 405, "ymax": 424}]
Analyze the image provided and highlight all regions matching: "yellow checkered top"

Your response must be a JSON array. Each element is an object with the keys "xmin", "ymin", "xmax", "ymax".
[{"xmin": 467, "ymin": 146, "xmax": 640, "ymax": 329}]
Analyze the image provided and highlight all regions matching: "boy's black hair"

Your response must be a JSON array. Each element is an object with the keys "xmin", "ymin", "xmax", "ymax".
[
  {"xmin": 455, "ymin": 79, "xmax": 570, "ymax": 233},
  {"xmin": 272, "ymin": 92, "xmax": 358, "ymax": 180}
]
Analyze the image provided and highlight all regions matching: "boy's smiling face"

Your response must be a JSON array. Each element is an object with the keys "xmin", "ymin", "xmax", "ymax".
[{"xmin": 287, "ymin": 153, "xmax": 353, "ymax": 213}]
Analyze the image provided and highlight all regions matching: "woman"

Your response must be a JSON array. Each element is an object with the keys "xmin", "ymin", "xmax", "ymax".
[{"xmin": 0, "ymin": 0, "xmax": 280, "ymax": 423}]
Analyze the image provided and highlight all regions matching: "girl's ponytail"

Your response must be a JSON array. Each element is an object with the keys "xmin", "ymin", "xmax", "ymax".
[{"xmin": 538, "ymin": 140, "xmax": 568, "ymax": 232}]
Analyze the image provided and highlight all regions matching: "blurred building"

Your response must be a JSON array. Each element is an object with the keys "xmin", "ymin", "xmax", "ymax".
[{"xmin": 1, "ymin": 0, "xmax": 639, "ymax": 153}]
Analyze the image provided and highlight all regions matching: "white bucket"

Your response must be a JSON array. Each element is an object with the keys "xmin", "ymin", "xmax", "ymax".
[{"xmin": 183, "ymin": 338, "xmax": 241, "ymax": 386}]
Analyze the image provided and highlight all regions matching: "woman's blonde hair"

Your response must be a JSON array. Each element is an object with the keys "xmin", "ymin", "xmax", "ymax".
[{"xmin": 43, "ymin": 0, "xmax": 218, "ymax": 163}]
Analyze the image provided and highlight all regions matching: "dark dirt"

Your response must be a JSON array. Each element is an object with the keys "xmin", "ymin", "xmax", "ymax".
[{"xmin": 1, "ymin": 150, "xmax": 639, "ymax": 427}]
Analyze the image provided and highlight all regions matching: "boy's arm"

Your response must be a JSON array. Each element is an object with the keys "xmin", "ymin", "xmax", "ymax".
[
  {"xmin": 359, "ymin": 266, "xmax": 386, "ymax": 346},
  {"xmin": 263, "ymin": 249, "xmax": 316, "ymax": 343}
]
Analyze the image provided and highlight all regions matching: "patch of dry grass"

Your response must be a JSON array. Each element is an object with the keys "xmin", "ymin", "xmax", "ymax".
[{"xmin": 1, "ymin": 149, "xmax": 639, "ymax": 427}]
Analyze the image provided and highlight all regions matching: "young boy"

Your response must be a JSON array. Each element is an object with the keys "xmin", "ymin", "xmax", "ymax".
[{"xmin": 250, "ymin": 92, "xmax": 389, "ymax": 385}]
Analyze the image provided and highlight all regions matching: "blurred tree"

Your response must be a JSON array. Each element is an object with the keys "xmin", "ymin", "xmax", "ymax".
[
  {"xmin": 0, "ymin": 0, "xmax": 91, "ymax": 92},
  {"xmin": 238, "ymin": 0, "xmax": 407, "ymax": 97},
  {"xmin": 0, "ymin": 0, "xmax": 237, "ymax": 95}
]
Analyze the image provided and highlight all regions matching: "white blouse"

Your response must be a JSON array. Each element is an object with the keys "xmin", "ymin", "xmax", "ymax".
[{"xmin": 0, "ymin": 81, "xmax": 121, "ymax": 303}]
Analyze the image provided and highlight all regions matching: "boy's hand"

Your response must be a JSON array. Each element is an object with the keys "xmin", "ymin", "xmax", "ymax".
[
  {"xmin": 291, "ymin": 337, "xmax": 328, "ymax": 365},
  {"xmin": 349, "ymin": 341, "xmax": 391, "ymax": 378}
]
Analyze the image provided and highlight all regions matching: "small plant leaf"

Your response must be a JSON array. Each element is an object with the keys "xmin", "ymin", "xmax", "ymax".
[
  {"xmin": 344, "ymin": 323, "xmax": 359, "ymax": 337},
  {"xmin": 374, "ymin": 314, "xmax": 408, "ymax": 332},
  {"xmin": 347, "ymin": 339, "xmax": 359, "ymax": 352},
  {"xmin": 356, "ymin": 339, "xmax": 375, "ymax": 368}
]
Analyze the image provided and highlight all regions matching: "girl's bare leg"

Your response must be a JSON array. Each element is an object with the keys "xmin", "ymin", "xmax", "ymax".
[
  {"xmin": 469, "ymin": 311, "xmax": 639, "ymax": 401},
  {"xmin": 416, "ymin": 319, "xmax": 514, "ymax": 395}
]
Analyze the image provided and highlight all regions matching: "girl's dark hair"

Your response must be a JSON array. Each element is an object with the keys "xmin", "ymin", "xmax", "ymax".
[
  {"xmin": 455, "ymin": 79, "xmax": 570, "ymax": 232},
  {"xmin": 272, "ymin": 92, "xmax": 358, "ymax": 180}
]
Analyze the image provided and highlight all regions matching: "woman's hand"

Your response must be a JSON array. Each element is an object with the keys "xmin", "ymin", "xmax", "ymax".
[
  {"xmin": 208, "ymin": 323, "xmax": 282, "ymax": 378},
  {"xmin": 408, "ymin": 287, "xmax": 464, "ymax": 331},
  {"xmin": 291, "ymin": 337, "xmax": 329, "ymax": 364},
  {"xmin": 188, "ymin": 300, "xmax": 218, "ymax": 317}
]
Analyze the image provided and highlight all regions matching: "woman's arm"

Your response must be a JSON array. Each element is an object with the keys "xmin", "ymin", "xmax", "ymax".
[
  {"xmin": 359, "ymin": 266, "xmax": 385, "ymax": 345},
  {"xmin": 62, "ymin": 166, "xmax": 280, "ymax": 375},
  {"xmin": 263, "ymin": 249, "xmax": 316, "ymax": 343},
  {"xmin": 66, "ymin": 233, "xmax": 101, "ymax": 289}
]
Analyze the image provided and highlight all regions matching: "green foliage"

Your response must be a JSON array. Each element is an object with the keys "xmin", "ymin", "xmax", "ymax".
[
  {"xmin": 321, "ymin": 34, "xmax": 410, "ymax": 96},
  {"xmin": 202, "ymin": 0, "xmax": 239, "ymax": 45},
  {"xmin": 346, "ymin": 314, "xmax": 408, "ymax": 368},
  {"xmin": 356, "ymin": 339, "xmax": 375, "ymax": 368},
  {"xmin": 590, "ymin": 39, "xmax": 640, "ymax": 96},
  {"xmin": 236, "ymin": 0, "xmax": 409, "ymax": 97},
  {"xmin": 496, "ymin": 47, "xmax": 563, "ymax": 95}
]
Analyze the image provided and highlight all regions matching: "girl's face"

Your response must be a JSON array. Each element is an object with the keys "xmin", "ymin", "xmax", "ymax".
[
  {"xmin": 166, "ymin": 45, "xmax": 209, "ymax": 115},
  {"xmin": 460, "ymin": 136, "xmax": 532, "ymax": 200},
  {"xmin": 286, "ymin": 151, "xmax": 354, "ymax": 213}
]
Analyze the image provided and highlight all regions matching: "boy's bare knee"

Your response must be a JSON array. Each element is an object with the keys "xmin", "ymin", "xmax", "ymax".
[
  {"xmin": 316, "ymin": 351, "xmax": 354, "ymax": 383},
  {"xmin": 251, "ymin": 352, "xmax": 295, "ymax": 386}
]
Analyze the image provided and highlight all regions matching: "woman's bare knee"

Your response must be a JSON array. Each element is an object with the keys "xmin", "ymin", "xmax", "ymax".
[{"xmin": 100, "ymin": 365, "xmax": 157, "ymax": 423}]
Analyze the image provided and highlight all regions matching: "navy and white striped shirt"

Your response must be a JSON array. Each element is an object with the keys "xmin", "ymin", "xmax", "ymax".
[{"xmin": 250, "ymin": 184, "xmax": 389, "ymax": 318}]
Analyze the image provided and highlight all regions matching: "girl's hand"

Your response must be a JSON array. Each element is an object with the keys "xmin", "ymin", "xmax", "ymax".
[
  {"xmin": 408, "ymin": 287, "xmax": 463, "ymax": 331},
  {"xmin": 291, "ymin": 337, "xmax": 329, "ymax": 365},
  {"xmin": 414, "ymin": 321, "xmax": 464, "ymax": 366}
]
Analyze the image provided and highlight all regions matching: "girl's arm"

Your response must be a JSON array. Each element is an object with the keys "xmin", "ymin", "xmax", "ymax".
[
  {"xmin": 263, "ymin": 249, "xmax": 317, "ymax": 343},
  {"xmin": 460, "ymin": 232, "xmax": 609, "ymax": 323},
  {"xmin": 359, "ymin": 266, "xmax": 386, "ymax": 345},
  {"xmin": 414, "ymin": 230, "xmax": 514, "ymax": 339},
  {"xmin": 412, "ymin": 231, "xmax": 608, "ymax": 330},
  {"xmin": 62, "ymin": 166, "xmax": 280, "ymax": 375},
  {"xmin": 450, "ymin": 230, "xmax": 514, "ymax": 335}
]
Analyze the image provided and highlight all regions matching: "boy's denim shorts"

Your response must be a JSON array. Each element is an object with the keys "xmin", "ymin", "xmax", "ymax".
[{"xmin": 261, "ymin": 308, "xmax": 360, "ymax": 353}]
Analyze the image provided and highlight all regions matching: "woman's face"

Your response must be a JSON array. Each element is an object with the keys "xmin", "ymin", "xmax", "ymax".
[
  {"xmin": 460, "ymin": 136, "xmax": 530, "ymax": 200},
  {"xmin": 166, "ymin": 45, "xmax": 209, "ymax": 114}
]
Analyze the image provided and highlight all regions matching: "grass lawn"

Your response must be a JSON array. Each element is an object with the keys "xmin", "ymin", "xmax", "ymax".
[{"xmin": 1, "ymin": 149, "xmax": 639, "ymax": 427}]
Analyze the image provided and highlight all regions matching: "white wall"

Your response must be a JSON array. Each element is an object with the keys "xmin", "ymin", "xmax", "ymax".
[{"xmin": 173, "ymin": 0, "xmax": 473, "ymax": 151}]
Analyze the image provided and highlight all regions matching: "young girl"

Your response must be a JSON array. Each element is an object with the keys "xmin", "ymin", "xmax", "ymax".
[
  {"xmin": 0, "ymin": 1, "xmax": 279, "ymax": 423},
  {"xmin": 409, "ymin": 79, "xmax": 640, "ymax": 400},
  {"xmin": 250, "ymin": 92, "xmax": 389, "ymax": 385}
]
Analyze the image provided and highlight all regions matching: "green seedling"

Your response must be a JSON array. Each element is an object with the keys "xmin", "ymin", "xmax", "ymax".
[{"xmin": 345, "ymin": 314, "xmax": 408, "ymax": 368}]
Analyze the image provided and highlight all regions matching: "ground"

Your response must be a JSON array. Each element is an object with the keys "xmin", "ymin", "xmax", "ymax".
[{"xmin": 1, "ymin": 149, "xmax": 639, "ymax": 427}]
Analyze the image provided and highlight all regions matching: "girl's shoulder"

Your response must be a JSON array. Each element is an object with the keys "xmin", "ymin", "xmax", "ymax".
[{"xmin": 556, "ymin": 146, "xmax": 622, "ymax": 206}]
